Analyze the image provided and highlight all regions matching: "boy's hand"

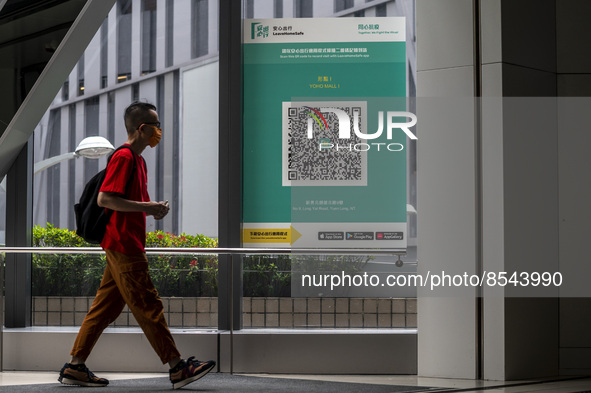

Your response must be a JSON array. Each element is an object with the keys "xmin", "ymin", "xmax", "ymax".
[{"xmin": 152, "ymin": 200, "xmax": 169, "ymax": 220}]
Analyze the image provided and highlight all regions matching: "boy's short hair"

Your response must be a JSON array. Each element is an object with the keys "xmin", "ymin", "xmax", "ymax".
[{"xmin": 124, "ymin": 101, "xmax": 157, "ymax": 133}]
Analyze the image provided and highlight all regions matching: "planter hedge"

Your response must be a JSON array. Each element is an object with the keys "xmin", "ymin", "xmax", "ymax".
[{"xmin": 32, "ymin": 224, "xmax": 218, "ymax": 297}]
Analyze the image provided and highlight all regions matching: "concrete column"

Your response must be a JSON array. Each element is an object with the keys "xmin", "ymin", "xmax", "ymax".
[
  {"xmin": 482, "ymin": 0, "xmax": 559, "ymax": 380},
  {"xmin": 416, "ymin": 0, "xmax": 560, "ymax": 380},
  {"xmin": 416, "ymin": 0, "xmax": 479, "ymax": 380},
  {"xmin": 555, "ymin": 0, "xmax": 591, "ymax": 377}
]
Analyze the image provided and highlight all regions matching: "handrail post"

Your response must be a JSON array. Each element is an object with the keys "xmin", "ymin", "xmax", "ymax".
[
  {"xmin": 229, "ymin": 253, "xmax": 234, "ymax": 375},
  {"xmin": 1, "ymin": 252, "xmax": 4, "ymax": 371}
]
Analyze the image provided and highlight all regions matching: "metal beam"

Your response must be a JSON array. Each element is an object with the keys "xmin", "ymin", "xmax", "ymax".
[
  {"xmin": 218, "ymin": 0, "xmax": 243, "ymax": 331},
  {"xmin": 0, "ymin": 238, "xmax": 4, "ymax": 370},
  {"xmin": 0, "ymin": 0, "xmax": 71, "ymax": 23},
  {"xmin": 0, "ymin": 0, "xmax": 117, "ymax": 180},
  {"xmin": 4, "ymin": 139, "xmax": 33, "ymax": 327}
]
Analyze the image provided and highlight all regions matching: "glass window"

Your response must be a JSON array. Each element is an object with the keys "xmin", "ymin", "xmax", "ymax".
[
  {"xmin": 191, "ymin": 0, "xmax": 208, "ymax": 59},
  {"xmin": 335, "ymin": 0, "xmax": 354, "ymax": 12},
  {"xmin": 84, "ymin": 97, "xmax": 100, "ymax": 183},
  {"xmin": 68, "ymin": 104, "xmax": 77, "ymax": 230},
  {"xmin": 46, "ymin": 110, "xmax": 61, "ymax": 224},
  {"xmin": 165, "ymin": 0, "xmax": 174, "ymax": 67},
  {"xmin": 245, "ymin": 0, "xmax": 254, "ymax": 18},
  {"xmin": 107, "ymin": 92, "xmax": 115, "ymax": 148},
  {"xmin": 155, "ymin": 75, "xmax": 165, "ymax": 231},
  {"xmin": 376, "ymin": 3, "xmax": 387, "ymax": 17},
  {"xmin": 100, "ymin": 18, "xmax": 108, "ymax": 88},
  {"xmin": 62, "ymin": 81, "xmax": 69, "ymax": 101},
  {"xmin": 77, "ymin": 54, "xmax": 84, "ymax": 96},
  {"xmin": 132, "ymin": 82, "xmax": 140, "ymax": 102},
  {"xmin": 294, "ymin": 0, "xmax": 313, "ymax": 18},
  {"xmin": 141, "ymin": 0, "xmax": 157, "ymax": 75},
  {"xmin": 117, "ymin": 0, "xmax": 132, "ymax": 82},
  {"xmin": 274, "ymin": 0, "xmax": 283, "ymax": 18}
]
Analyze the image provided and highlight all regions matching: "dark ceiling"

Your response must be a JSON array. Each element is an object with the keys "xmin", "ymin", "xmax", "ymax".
[{"xmin": 0, "ymin": 0, "xmax": 86, "ymax": 104}]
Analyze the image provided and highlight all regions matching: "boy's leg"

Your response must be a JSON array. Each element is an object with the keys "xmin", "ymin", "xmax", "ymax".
[
  {"xmin": 106, "ymin": 250, "xmax": 181, "ymax": 364},
  {"xmin": 61, "ymin": 259, "xmax": 125, "ymax": 387},
  {"xmin": 70, "ymin": 259, "xmax": 126, "ymax": 361}
]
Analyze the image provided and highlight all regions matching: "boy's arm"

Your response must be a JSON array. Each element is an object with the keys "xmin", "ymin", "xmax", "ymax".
[{"xmin": 98, "ymin": 191, "xmax": 169, "ymax": 218}]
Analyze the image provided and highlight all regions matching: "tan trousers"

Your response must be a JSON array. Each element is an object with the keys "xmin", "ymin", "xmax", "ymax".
[{"xmin": 70, "ymin": 249, "xmax": 181, "ymax": 364}]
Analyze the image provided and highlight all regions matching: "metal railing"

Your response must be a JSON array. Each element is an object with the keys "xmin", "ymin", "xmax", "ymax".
[
  {"xmin": 0, "ymin": 246, "xmax": 406, "ymax": 256},
  {"xmin": 0, "ymin": 246, "xmax": 407, "ymax": 373}
]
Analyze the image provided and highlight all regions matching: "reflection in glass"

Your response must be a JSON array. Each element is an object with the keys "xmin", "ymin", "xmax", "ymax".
[
  {"xmin": 117, "ymin": 0, "xmax": 132, "ymax": 82},
  {"xmin": 141, "ymin": 0, "xmax": 157, "ymax": 74},
  {"xmin": 100, "ymin": 18, "xmax": 108, "ymax": 87},
  {"xmin": 274, "ymin": 0, "xmax": 283, "ymax": 18},
  {"xmin": 191, "ymin": 0, "xmax": 208, "ymax": 59},
  {"xmin": 294, "ymin": 0, "xmax": 313, "ymax": 17},
  {"xmin": 335, "ymin": 0, "xmax": 354, "ymax": 12}
]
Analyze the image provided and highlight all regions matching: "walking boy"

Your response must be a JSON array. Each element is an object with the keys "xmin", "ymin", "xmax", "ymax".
[{"xmin": 59, "ymin": 102, "xmax": 215, "ymax": 389}]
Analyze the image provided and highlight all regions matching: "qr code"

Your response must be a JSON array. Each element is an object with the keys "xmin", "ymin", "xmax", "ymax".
[{"xmin": 282, "ymin": 101, "xmax": 367, "ymax": 187}]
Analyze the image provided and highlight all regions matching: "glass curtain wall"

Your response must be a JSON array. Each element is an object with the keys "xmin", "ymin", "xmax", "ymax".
[
  {"xmin": 25, "ymin": 0, "xmax": 417, "ymax": 334},
  {"xmin": 30, "ymin": 0, "xmax": 220, "ymax": 330}
]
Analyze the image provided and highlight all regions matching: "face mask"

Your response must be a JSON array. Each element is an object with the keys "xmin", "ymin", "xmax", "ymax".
[{"xmin": 148, "ymin": 127, "xmax": 162, "ymax": 148}]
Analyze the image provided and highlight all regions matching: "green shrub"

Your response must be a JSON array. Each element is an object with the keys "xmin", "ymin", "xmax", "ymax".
[
  {"xmin": 32, "ymin": 224, "xmax": 104, "ymax": 296},
  {"xmin": 32, "ymin": 225, "xmax": 368, "ymax": 298},
  {"xmin": 32, "ymin": 225, "xmax": 219, "ymax": 297},
  {"xmin": 243, "ymin": 255, "xmax": 292, "ymax": 297},
  {"xmin": 145, "ymin": 230, "xmax": 218, "ymax": 297}
]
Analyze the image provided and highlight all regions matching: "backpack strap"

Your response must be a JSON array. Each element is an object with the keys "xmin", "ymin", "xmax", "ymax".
[{"xmin": 106, "ymin": 145, "xmax": 138, "ymax": 198}]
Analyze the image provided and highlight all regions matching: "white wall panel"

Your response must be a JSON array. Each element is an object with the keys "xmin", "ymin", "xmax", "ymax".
[
  {"xmin": 138, "ymin": 78, "xmax": 158, "ymax": 232},
  {"xmin": 113, "ymin": 86, "xmax": 133, "ymax": 147},
  {"xmin": 181, "ymin": 61, "xmax": 218, "ymax": 237},
  {"xmin": 85, "ymin": 30, "xmax": 102, "ymax": 92},
  {"xmin": 416, "ymin": 0, "xmax": 474, "ymax": 72},
  {"xmin": 416, "ymin": 66, "xmax": 477, "ymax": 379},
  {"xmin": 480, "ymin": 0, "xmax": 501, "ymax": 65},
  {"xmin": 283, "ymin": 0, "xmax": 294, "ymax": 17},
  {"xmin": 254, "ymin": 0, "xmax": 273, "ymax": 18},
  {"xmin": 481, "ymin": 64, "xmax": 504, "ymax": 380},
  {"xmin": 173, "ymin": 0, "xmax": 191, "ymax": 65}
]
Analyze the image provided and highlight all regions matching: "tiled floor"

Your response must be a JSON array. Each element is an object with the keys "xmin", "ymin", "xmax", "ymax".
[{"xmin": 1, "ymin": 372, "xmax": 591, "ymax": 392}]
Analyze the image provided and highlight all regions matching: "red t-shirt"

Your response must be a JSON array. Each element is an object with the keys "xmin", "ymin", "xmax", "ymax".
[{"xmin": 99, "ymin": 144, "xmax": 149, "ymax": 255}]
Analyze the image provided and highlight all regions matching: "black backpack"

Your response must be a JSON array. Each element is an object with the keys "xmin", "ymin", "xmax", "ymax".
[{"xmin": 74, "ymin": 145, "xmax": 137, "ymax": 244}]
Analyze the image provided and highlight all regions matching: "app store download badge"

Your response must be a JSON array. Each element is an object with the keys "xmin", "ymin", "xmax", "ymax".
[
  {"xmin": 376, "ymin": 232, "xmax": 404, "ymax": 240},
  {"xmin": 318, "ymin": 232, "xmax": 344, "ymax": 240},
  {"xmin": 345, "ymin": 232, "xmax": 374, "ymax": 240}
]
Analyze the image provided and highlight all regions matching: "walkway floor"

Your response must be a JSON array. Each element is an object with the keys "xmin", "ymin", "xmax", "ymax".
[{"xmin": 0, "ymin": 372, "xmax": 590, "ymax": 392}]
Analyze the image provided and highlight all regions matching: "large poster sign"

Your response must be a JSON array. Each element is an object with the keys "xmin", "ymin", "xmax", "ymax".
[{"xmin": 243, "ymin": 18, "xmax": 409, "ymax": 249}]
